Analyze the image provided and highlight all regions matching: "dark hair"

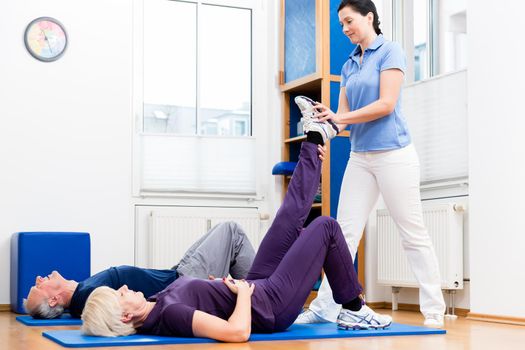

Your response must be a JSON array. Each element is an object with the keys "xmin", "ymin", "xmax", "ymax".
[{"xmin": 338, "ymin": 0, "xmax": 382, "ymax": 35}]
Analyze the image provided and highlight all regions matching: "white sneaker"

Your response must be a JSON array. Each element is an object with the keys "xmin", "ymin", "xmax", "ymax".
[
  {"xmin": 294, "ymin": 309, "xmax": 328, "ymax": 324},
  {"xmin": 337, "ymin": 305, "xmax": 393, "ymax": 330},
  {"xmin": 294, "ymin": 96, "xmax": 339, "ymax": 143},
  {"xmin": 304, "ymin": 121, "xmax": 338, "ymax": 143},
  {"xmin": 294, "ymin": 95, "xmax": 318, "ymax": 122},
  {"xmin": 423, "ymin": 314, "xmax": 444, "ymax": 328}
]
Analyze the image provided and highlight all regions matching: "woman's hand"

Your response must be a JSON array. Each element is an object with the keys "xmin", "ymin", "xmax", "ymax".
[
  {"xmin": 193, "ymin": 279, "xmax": 254, "ymax": 342},
  {"xmin": 314, "ymin": 102, "xmax": 341, "ymax": 123},
  {"xmin": 223, "ymin": 278, "xmax": 255, "ymax": 296},
  {"xmin": 318, "ymin": 145, "xmax": 327, "ymax": 161}
]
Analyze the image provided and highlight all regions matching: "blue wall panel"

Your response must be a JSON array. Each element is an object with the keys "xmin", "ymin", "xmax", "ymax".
[
  {"xmin": 285, "ymin": 0, "xmax": 316, "ymax": 82},
  {"xmin": 330, "ymin": 79, "xmax": 352, "ymax": 132},
  {"xmin": 330, "ymin": 0, "xmax": 356, "ymax": 75},
  {"xmin": 329, "ymin": 136, "xmax": 350, "ymax": 219},
  {"xmin": 329, "ymin": 80, "xmax": 356, "ymax": 269},
  {"xmin": 330, "ymin": 80, "xmax": 340, "ymax": 111},
  {"xmin": 329, "ymin": 81, "xmax": 349, "ymax": 219}
]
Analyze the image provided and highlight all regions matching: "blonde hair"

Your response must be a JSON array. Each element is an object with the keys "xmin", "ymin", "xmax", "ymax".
[{"xmin": 81, "ymin": 286, "xmax": 136, "ymax": 337}]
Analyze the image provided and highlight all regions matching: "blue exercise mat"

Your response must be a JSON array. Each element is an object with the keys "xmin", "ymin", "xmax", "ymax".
[
  {"xmin": 17, "ymin": 314, "xmax": 82, "ymax": 326},
  {"xmin": 43, "ymin": 323, "xmax": 445, "ymax": 347}
]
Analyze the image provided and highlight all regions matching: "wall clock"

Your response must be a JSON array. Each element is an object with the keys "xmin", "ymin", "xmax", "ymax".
[{"xmin": 24, "ymin": 17, "xmax": 68, "ymax": 62}]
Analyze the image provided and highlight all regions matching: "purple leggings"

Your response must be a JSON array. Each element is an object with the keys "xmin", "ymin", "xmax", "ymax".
[{"xmin": 247, "ymin": 142, "xmax": 362, "ymax": 331}]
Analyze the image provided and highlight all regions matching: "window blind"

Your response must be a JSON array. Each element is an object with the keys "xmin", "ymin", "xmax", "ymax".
[
  {"xmin": 402, "ymin": 69, "xmax": 468, "ymax": 184},
  {"xmin": 140, "ymin": 135, "xmax": 256, "ymax": 194}
]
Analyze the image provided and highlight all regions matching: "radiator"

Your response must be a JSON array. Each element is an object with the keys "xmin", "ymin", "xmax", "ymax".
[
  {"xmin": 376, "ymin": 202, "xmax": 464, "ymax": 290},
  {"xmin": 146, "ymin": 207, "xmax": 262, "ymax": 269}
]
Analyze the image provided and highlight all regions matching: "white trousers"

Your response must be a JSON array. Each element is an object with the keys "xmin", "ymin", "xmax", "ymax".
[{"xmin": 309, "ymin": 144, "xmax": 446, "ymax": 321}]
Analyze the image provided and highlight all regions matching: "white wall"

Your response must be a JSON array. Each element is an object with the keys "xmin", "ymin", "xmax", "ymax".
[
  {"xmin": 467, "ymin": 1, "xmax": 525, "ymax": 318},
  {"xmin": 0, "ymin": 0, "xmax": 135, "ymax": 304}
]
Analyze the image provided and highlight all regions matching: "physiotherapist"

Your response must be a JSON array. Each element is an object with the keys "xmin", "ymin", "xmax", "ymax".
[{"xmin": 296, "ymin": 0, "xmax": 446, "ymax": 328}]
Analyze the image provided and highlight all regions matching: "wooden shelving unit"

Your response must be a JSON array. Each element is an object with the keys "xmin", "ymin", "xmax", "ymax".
[{"xmin": 279, "ymin": 0, "xmax": 365, "ymax": 289}]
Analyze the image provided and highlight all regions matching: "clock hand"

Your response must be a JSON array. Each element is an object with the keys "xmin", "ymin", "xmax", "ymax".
[{"xmin": 40, "ymin": 29, "xmax": 53, "ymax": 55}]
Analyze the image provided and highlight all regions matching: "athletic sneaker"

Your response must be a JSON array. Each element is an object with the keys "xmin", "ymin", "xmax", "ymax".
[
  {"xmin": 294, "ymin": 95, "xmax": 318, "ymax": 122},
  {"xmin": 294, "ymin": 309, "xmax": 328, "ymax": 324},
  {"xmin": 337, "ymin": 305, "xmax": 392, "ymax": 330},
  {"xmin": 423, "ymin": 314, "xmax": 444, "ymax": 328},
  {"xmin": 303, "ymin": 121, "xmax": 338, "ymax": 143},
  {"xmin": 294, "ymin": 96, "xmax": 339, "ymax": 142}
]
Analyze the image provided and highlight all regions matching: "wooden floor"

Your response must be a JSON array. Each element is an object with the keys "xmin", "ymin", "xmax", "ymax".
[{"xmin": 2, "ymin": 309, "xmax": 524, "ymax": 350}]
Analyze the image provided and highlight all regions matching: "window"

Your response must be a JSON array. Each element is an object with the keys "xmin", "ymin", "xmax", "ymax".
[
  {"xmin": 382, "ymin": 1, "xmax": 468, "ymax": 185},
  {"xmin": 143, "ymin": 1, "xmax": 251, "ymax": 136},
  {"xmin": 434, "ymin": 0, "xmax": 467, "ymax": 74},
  {"xmin": 390, "ymin": 0, "xmax": 467, "ymax": 82},
  {"xmin": 413, "ymin": 0, "xmax": 429, "ymax": 81},
  {"xmin": 143, "ymin": 0, "xmax": 197, "ymax": 134},
  {"xmin": 199, "ymin": 5, "xmax": 251, "ymax": 136},
  {"xmin": 135, "ymin": 0, "xmax": 258, "ymax": 195}
]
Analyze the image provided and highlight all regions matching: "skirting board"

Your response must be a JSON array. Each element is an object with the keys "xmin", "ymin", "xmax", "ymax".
[
  {"xmin": 367, "ymin": 302, "xmax": 470, "ymax": 318},
  {"xmin": 467, "ymin": 313, "xmax": 525, "ymax": 326},
  {"xmin": 0, "ymin": 305, "xmax": 10, "ymax": 312}
]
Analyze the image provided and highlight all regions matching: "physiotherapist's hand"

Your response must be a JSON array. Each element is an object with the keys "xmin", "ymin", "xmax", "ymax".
[
  {"xmin": 318, "ymin": 145, "xmax": 326, "ymax": 161},
  {"xmin": 314, "ymin": 102, "xmax": 341, "ymax": 123}
]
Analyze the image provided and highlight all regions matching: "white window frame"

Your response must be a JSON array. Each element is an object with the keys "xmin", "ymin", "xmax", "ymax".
[
  {"xmin": 386, "ymin": 0, "xmax": 466, "ymax": 83},
  {"xmin": 131, "ymin": 0, "xmax": 266, "ymax": 199},
  {"xmin": 376, "ymin": 0, "xmax": 468, "ymax": 189}
]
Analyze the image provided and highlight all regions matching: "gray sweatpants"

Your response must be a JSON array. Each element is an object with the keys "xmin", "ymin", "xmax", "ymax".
[{"xmin": 175, "ymin": 221, "xmax": 256, "ymax": 279}]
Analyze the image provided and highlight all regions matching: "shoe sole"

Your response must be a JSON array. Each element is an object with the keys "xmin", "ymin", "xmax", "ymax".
[
  {"xmin": 337, "ymin": 321, "xmax": 392, "ymax": 330},
  {"xmin": 423, "ymin": 322, "xmax": 444, "ymax": 328}
]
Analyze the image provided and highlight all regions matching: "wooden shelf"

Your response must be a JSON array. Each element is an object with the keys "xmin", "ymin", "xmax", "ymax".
[
  {"xmin": 281, "ymin": 73, "xmax": 322, "ymax": 93},
  {"xmin": 284, "ymin": 135, "xmax": 306, "ymax": 143}
]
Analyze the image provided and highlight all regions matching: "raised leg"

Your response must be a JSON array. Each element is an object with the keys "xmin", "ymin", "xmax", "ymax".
[{"xmin": 247, "ymin": 142, "xmax": 322, "ymax": 280}]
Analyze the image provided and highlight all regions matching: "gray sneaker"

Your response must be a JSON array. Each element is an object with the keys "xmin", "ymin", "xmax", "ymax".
[{"xmin": 337, "ymin": 305, "xmax": 392, "ymax": 330}]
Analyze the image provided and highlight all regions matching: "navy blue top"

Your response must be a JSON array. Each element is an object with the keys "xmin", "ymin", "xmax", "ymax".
[
  {"xmin": 69, "ymin": 265, "xmax": 178, "ymax": 318},
  {"xmin": 138, "ymin": 276, "xmax": 274, "ymax": 337}
]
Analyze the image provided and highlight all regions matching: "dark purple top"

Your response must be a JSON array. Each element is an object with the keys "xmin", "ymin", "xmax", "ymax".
[{"xmin": 138, "ymin": 276, "xmax": 274, "ymax": 337}]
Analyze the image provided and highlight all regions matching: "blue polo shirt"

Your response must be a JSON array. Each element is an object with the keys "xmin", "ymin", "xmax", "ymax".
[{"xmin": 341, "ymin": 34, "xmax": 411, "ymax": 152}]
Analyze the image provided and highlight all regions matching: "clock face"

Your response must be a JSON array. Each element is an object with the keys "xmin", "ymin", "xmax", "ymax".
[{"xmin": 25, "ymin": 17, "xmax": 68, "ymax": 62}]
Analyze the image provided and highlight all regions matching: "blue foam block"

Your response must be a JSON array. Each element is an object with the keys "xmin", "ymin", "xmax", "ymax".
[
  {"xmin": 272, "ymin": 161, "xmax": 297, "ymax": 175},
  {"xmin": 43, "ymin": 323, "xmax": 445, "ymax": 347},
  {"xmin": 16, "ymin": 314, "xmax": 82, "ymax": 326},
  {"xmin": 10, "ymin": 232, "xmax": 91, "ymax": 314}
]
